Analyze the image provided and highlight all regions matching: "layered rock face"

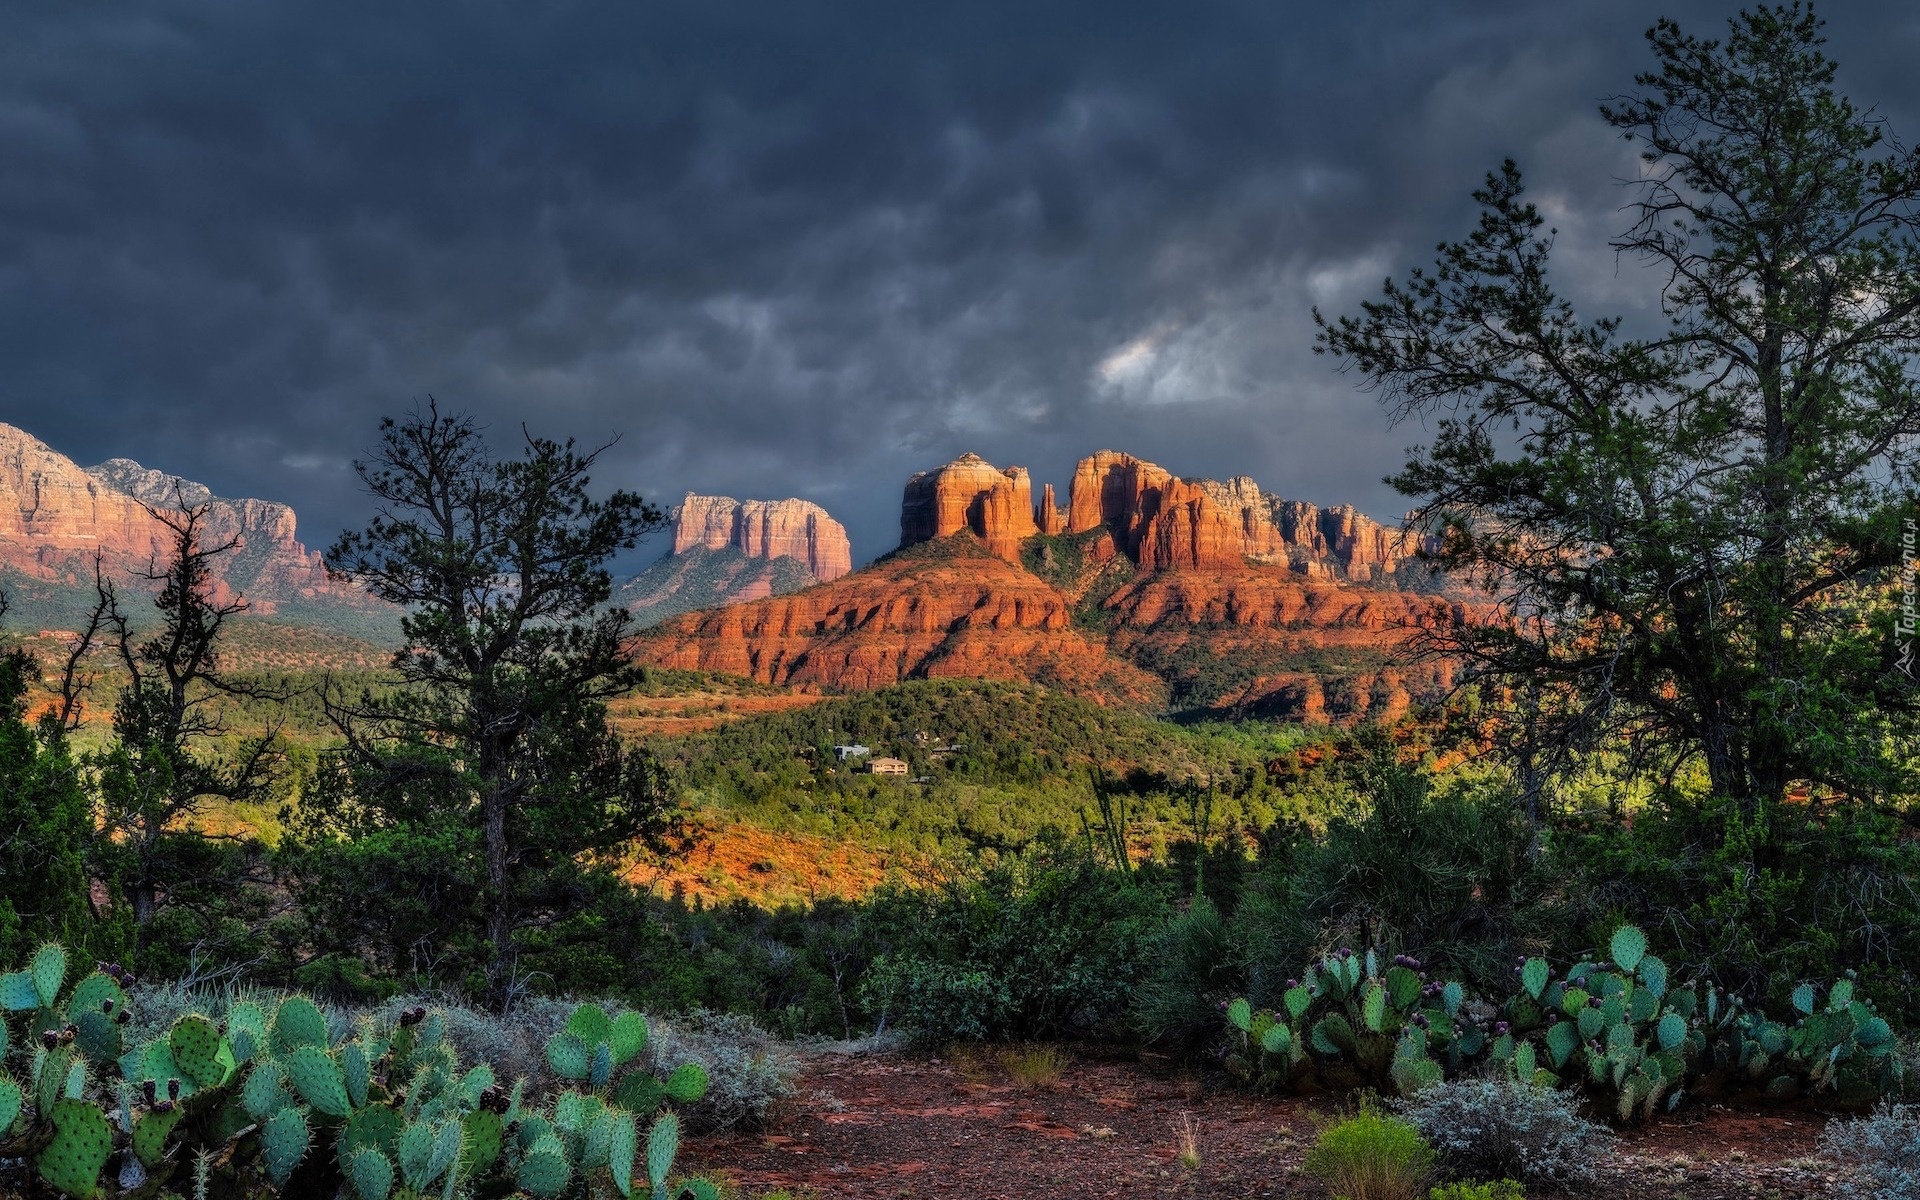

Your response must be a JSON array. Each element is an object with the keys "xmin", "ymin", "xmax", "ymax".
[
  {"xmin": 1064, "ymin": 451, "xmax": 1425, "ymax": 581},
  {"xmin": 899, "ymin": 454, "xmax": 1039, "ymax": 562},
  {"xmin": 671, "ymin": 493, "xmax": 852, "ymax": 582},
  {"xmin": 0, "ymin": 423, "xmax": 373, "ymax": 617},
  {"xmin": 899, "ymin": 448, "xmax": 1425, "ymax": 581},
  {"xmin": 633, "ymin": 543, "xmax": 1164, "ymax": 705}
]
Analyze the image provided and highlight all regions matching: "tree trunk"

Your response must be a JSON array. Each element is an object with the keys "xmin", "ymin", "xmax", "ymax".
[{"xmin": 481, "ymin": 749, "xmax": 514, "ymax": 1010}]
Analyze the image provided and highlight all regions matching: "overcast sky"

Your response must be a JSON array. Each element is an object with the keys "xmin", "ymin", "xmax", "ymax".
[{"xmin": 4, "ymin": 1, "xmax": 1917, "ymax": 569}]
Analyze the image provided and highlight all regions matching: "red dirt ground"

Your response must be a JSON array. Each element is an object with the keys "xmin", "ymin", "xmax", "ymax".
[{"xmin": 685, "ymin": 1051, "xmax": 1849, "ymax": 1199}]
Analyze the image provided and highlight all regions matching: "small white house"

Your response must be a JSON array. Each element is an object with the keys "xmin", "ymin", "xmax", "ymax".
[{"xmin": 832, "ymin": 744, "xmax": 871, "ymax": 762}]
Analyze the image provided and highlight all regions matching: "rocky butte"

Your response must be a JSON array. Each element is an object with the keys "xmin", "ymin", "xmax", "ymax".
[
  {"xmin": 0, "ymin": 421, "xmax": 379, "ymax": 624},
  {"xmin": 635, "ymin": 449, "xmax": 1486, "ymax": 722},
  {"xmin": 671, "ymin": 493, "xmax": 851, "ymax": 582},
  {"xmin": 906, "ymin": 449, "xmax": 1428, "ymax": 580},
  {"xmin": 616, "ymin": 493, "xmax": 853, "ymax": 627}
]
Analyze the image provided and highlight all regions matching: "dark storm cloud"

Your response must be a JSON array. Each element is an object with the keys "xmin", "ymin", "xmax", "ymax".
[{"xmin": 3, "ymin": 1, "xmax": 1916, "ymax": 565}]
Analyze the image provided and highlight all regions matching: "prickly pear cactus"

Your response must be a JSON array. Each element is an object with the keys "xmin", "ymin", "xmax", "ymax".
[
  {"xmin": 37, "ymin": 1098, "xmax": 112, "ymax": 1198},
  {"xmin": 0, "ymin": 943, "xmax": 720, "ymax": 1199}
]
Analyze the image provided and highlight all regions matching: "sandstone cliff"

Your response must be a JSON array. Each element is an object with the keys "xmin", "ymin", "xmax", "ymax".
[
  {"xmin": 1065, "ymin": 451, "xmax": 1427, "ymax": 581},
  {"xmin": 671, "ymin": 493, "xmax": 852, "ymax": 582},
  {"xmin": 900, "ymin": 453, "xmax": 1040, "ymax": 562},
  {"xmin": 0, "ymin": 423, "xmax": 378, "ymax": 623},
  {"xmin": 633, "ymin": 540, "xmax": 1164, "ymax": 705},
  {"xmin": 901, "ymin": 448, "xmax": 1427, "ymax": 581}
]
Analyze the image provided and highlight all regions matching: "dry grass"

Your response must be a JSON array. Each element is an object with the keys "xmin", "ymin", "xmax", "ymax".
[
  {"xmin": 947, "ymin": 1044, "xmax": 992, "ymax": 1083},
  {"xmin": 1001, "ymin": 1044, "xmax": 1068, "ymax": 1091},
  {"xmin": 1174, "ymin": 1112, "xmax": 1202, "ymax": 1170}
]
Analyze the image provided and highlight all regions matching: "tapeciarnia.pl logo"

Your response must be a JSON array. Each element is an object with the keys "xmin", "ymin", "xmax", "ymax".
[{"xmin": 1901, "ymin": 515, "xmax": 1917, "ymax": 680}]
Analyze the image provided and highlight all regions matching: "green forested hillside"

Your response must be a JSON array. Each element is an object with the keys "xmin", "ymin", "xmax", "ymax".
[{"xmin": 645, "ymin": 679, "xmax": 1338, "ymax": 857}]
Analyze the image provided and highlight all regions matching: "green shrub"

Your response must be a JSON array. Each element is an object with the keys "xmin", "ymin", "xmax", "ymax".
[
  {"xmin": 1398, "ymin": 1079, "xmax": 1612, "ymax": 1187},
  {"xmin": 1557, "ymin": 793, "xmax": 1920, "ymax": 1029},
  {"xmin": 1429, "ymin": 1183, "xmax": 1524, "ymax": 1200},
  {"xmin": 1303, "ymin": 1104, "xmax": 1436, "ymax": 1200},
  {"xmin": 857, "ymin": 845, "xmax": 1167, "ymax": 1042}
]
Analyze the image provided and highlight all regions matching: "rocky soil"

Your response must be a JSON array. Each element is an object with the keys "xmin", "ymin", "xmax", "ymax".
[{"xmin": 686, "ymin": 1049, "xmax": 1854, "ymax": 1199}]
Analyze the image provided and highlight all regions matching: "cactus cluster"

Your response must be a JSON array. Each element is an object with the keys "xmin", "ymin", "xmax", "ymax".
[
  {"xmin": 1224, "ymin": 947, "xmax": 1477, "ymax": 1097},
  {"xmin": 0, "ymin": 941, "xmax": 723, "ymax": 1199},
  {"xmin": 1223, "ymin": 925, "xmax": 1903, "ymax": 1122}
]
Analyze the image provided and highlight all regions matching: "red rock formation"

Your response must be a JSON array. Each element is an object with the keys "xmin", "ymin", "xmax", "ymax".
[
  {"xmin": 1135, "ymin": 479, "xmax": 1247, "ymax": 571},
  {"xmin": 0, "ymin": 425, "xmax": 374, "ymax": 616},
  {"xmin": 671, "ymin": 493, "xmax": 852, "ymax": 582},
  {"xmin": 899, "ymin": 454, "xmax": 1039, "ymax": 562},
  {"xmin": 632, "ymin": 544, "xmax": 1164, "ymax": 705},
  {"xmin": 1036, "ymin": 484, "xmax": 1066, "ymax": 536},
  {"xmin": 1061, "ymin": 451, "xmax": 1426, "ymax": 580},
  {"xmin": 1065, "ymin": 450, "xmax": 1176, "ymax": 557}
]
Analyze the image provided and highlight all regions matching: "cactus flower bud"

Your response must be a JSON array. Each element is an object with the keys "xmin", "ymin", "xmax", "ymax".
[
  {"xmin": 116, "ymin": 1009, "xmax": 131, "ymax": 1025},
  {"xmin": 167, "ymin": 1078, "xmax": 180, "ymax": 1100},
  {"xmin": 1494, "ymin": 1021, "xmax": 1510, "ymax": 1034},
  {"xmin": 40, "ymin": 1030, "xmax": 57, "ymax": 1049},
  {"xmin": 154, "ymin": 1098, "xmax": 175, "ymax": 1113}
]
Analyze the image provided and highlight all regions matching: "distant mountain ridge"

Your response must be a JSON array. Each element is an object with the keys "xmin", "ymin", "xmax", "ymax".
[{"xmin": 0, "ymin": 421, "xmax": 390, "ymax": 636}]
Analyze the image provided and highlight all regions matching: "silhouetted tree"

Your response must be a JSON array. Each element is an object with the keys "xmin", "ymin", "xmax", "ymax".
[
  {"xmin": 315, "ymin": 402, "xmax": 685, "ymax": 1006},
  {"xmin": 84, "ymin": 500, "xmax": 283, "ymax": 962},
  {"xmin": 1318, "ymin": 5, "xmax": 1920, "ymax": 816}
]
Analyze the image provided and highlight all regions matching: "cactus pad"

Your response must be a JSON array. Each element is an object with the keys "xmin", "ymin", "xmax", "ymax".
[
  {"xmin": 663, "ymin": 1062, "xmax": 709, "ymax": 1104},
  {"xmin": 1610, "ymin": 925, "xmax": 1649, "ymax": 973},
  {"xmin": 608, "ymin": 1110, "xmax": 638, "ymax": 1197},
  {"xmin": 1361, "ymin": 983, "xmax": 1387, "ymax": 1033},
  {"xmin": 244, "ymin": 1059, "xmax": 292, "ymax": 1121},
  {"xmin": 0, "ymin": 970, "xmax": 38, "ymax": 1011},
  {"xmin": 341, "ymin": 1105, "xmax": 406, "ymax": 1169},
  {"xmin": 610, "ymin": 1011, "xmax": 648, "ymax": 1065},
  {"xmin": 67, "ymin": 972, "xmax": 126, "ymax": 1019},
  {"xmin": 1225, "ymin": 999, "xmax": 1252, "ymax": 1032},
  {"xmin": 72, "ymin": 1009, "xmax": 122, "ymax": 1064},
  {"xmin": 565, "ymin": 1003, "xmax": 612, "ymax": 1046},
  {"xmin": 545, "ymin": 1032, "xmax": 591, "ymax": 1080},
  {"xmin": 646, "ymin": 1112, "xmax": 680, "ymax": 1188},
  {"xmin": 285, "ymin": 1045, "xmax": 353, "ymax": 1118},
  {"xmin": 29, "ymin": 943, "xmax": 66, "ymax": 1008},
  {"xmin": 460, "ymin": 1109, "xmax": 503, "ymax": 1175},
  {"xmin": 0, "ymin": 1078, "xmax": 21, "ymax": 1136},
  {"xmin": 272, "ymin": 995, "xmax": 332, "ymax": 1056},
  {"xmin": 132, "ymin": 1104, "xmax": 184, "ymax": 1168},
  {"xmin": 170, "ymin": 1014, "xmax": 229, "ymax": 1087},
  {"xmin": 343, "ymin": 1040, "xmax": 371, "ymax": 1109},
  {"xmin": 347, "ymin": 1145, "xmax": 396, "ymax": 1200},
  {"xmin": 613, "ymin": 1071, "xmax": 664, "ymax": 1114},
  {"xmin": 262, "ymin": 1104, "xmax": 312, "ymax": 1186},
  {"xmin": 518, "ymin": 1139, "xmax": 571, "ymax": 1198},
  {"xmin": 37, "ymin": 1098, "xmax": 111, "ymax": 1198},
  {"xmin": 1520, "ymin": 957, "xmax": 1550, "ymax": 1000},
  {"xmin": 590, "ymin": 1042, "xmax": 614, "ymax": 1090},
  {"xmin": 1546, "ymin": 1021, "xmax": 1580, "ymax": 1069}
]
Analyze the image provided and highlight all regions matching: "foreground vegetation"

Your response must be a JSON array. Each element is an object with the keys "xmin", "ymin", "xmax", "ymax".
[{"xmin": 2, "ymin": 6, "xmax": 1919, "ymax": 1195}]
